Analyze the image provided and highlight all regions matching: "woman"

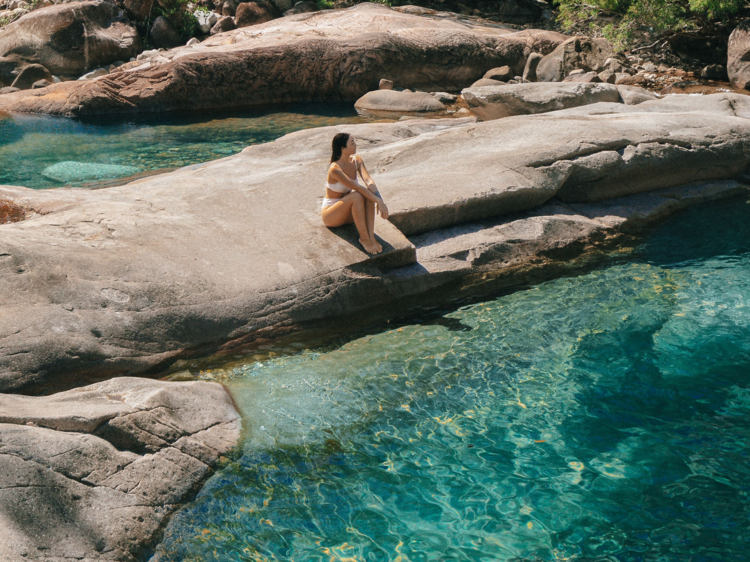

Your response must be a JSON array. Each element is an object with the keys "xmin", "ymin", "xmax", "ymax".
[{"xmin": 321, "ymin": 132, "xmax": 389, "ymax": 255}]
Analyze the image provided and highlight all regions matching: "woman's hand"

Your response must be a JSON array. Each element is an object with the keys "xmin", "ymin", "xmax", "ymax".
[{"xmin": 377, "ymin": 198, "xmax": 389, "ymax": 220}]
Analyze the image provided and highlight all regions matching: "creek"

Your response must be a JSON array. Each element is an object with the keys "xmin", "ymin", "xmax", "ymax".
[
  {"xmin": 150, "ymin": 196, "xmax": 750, "ymax": 561},
  {"xmin": 0, "ymin": 103, "xmax": 367, "ymax": 189}
]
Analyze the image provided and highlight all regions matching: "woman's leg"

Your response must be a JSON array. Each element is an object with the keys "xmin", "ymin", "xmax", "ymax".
[
  {"xmin": 365, "ymin": 185, "xmax": 381, "ymax": 252},
  {"xmin": 322, "ymin": 193, "xmax": 380, "ymax": 254}
]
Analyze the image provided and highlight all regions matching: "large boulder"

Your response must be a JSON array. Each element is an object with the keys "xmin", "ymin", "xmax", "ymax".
[
  {"xmin": 210, "ymin": 14, "xmax": 235, "ymax": 34},
  {"xmin": 0, "ymin": 3, "xmax": 565, "ymax": 116},
  {"xmin": 0, "ymin": 1, "xmax": 141, "ymax": 77},
  {"xmin": 536, "ymin": 36, "xmax": 613, "ymax": 83},
  {"xmin": 0, "ymin": 56, "xmax": 17, "ymax": 87},
  {"xmin": 523, "ymin": 51, "xmax": 543, "ymax": 82},
  {"xmin": 149, "ymin": 15, "xmax": 183, "ymax": 49},
  {"xmin": 10, "ymin": 63, "xmax": 51, "ymax": 90},
  {"xmin": 2, "ymin": 95, "xmax": 750, "ymax": 392},
  {"xmin": 235, "ymin": 0, "xmax": 277, "ymax": 27},
  {"xmin": 497, "ymin": 0, "xmax": 543, "ymax": 24},
  {"xmin": 284, "ymin": 0, "xmax": 316, "ymax": 14},
  {"xmin": 0, "ymin": 377, "xmax": 241, "ymax": 561},
  {"xmin": 728, "ymin": 21, "xmax": 750, "ymax": 90},
  {"xmin": 462, "ymin": 82, "xmax": 621, "ymax": 120},
  {"xmin": 123, "ymin": 0, "xmax": 153, "ymax": 20},
  {"xmin": 562, "ymin": 70, "xmax": 601, "ymax": 83},
  {"xmin": 354, "ymin": 89, "xmax": 446, "ymax": 114},
  {"xmin": 195, "ymin": 9, "xmax": 220, "ymax": 33},
  {"xmin": 617, "ymin": 84, "xmax": 657, "ymax": 105},
  {"xmin": 483, "ymin": 65, "xmax": 512, "ymax": 81}
]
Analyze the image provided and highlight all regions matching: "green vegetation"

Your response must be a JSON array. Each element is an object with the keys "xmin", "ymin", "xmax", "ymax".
[
  {"xmin": 316, "ymin": 0, "xmax": 334, "ymax": 9},
  {"xmin": 155, "ymin": 0, "xmax": 199, "ymax": 38},
  {"xmin": 556, "ymin": 0, "xmax": 743, "ymax": 47}
]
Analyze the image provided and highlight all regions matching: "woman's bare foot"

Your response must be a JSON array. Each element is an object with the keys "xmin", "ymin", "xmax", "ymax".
[
  {"xmin": 372, "ymin": 237, "xmax": 383, "ymax": 253},
  {"xmin": 360, "ymin": 238, "xmax": 380, "ymax": 254}
]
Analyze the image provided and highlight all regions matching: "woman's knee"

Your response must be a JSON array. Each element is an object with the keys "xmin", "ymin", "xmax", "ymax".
[{"xmin": 349, "ymin": 191, "xmax": 365, "ymax": 206}]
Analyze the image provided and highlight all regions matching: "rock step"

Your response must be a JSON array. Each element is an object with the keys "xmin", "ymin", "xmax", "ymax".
[
  {"xmin": 341, "ymin": 218, "xmax": 417, "ymax": 271},
  {"xmin": 411, "ymin": 180, "xmax": 747, "ymax": 276}
]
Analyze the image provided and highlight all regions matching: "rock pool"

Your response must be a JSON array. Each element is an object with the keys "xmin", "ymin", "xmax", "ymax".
[
  {"xmin": 0, "ymin": 103, "xmax": 367, "ymax": 189},
  {"xmin": 152, "ymin": 196, "xmax": 750, "ymax": 561}
]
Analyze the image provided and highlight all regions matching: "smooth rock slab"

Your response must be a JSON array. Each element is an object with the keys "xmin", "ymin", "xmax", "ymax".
[
  {"xmin": 354, "ymin": 89, "xmax": 446, "ymax": 115},
  {"xmin": 462, "ymin": 82, "xmax": 621, "ymax": 120},
  {"xmin": 0, "ymin": 377, "xmax": 241, "ymax": 561}
]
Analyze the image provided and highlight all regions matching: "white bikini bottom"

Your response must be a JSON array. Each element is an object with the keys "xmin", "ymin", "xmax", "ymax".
[{"xmin": 322, "ymin": 197, "xmax": 344, "ymax": 209}]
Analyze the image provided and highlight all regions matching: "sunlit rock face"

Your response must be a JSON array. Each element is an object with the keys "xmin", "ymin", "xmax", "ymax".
[
  {"xmin": 0, "ymin": 377, "xmax": 241, "ymax": 561},
  {"xmin": 0, "ymin": 1, "xmax": 141, "ymax": 77},
  {"xmin": 0, "ymin": 3, "xmax": 566, "ymax": 116}
]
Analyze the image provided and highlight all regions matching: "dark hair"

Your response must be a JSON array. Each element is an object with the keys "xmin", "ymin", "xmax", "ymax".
[{"xmin": 331, "ymin": 132, "xmax": 351, "ymax": 163}]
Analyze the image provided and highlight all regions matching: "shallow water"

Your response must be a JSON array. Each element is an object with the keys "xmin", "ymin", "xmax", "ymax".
[
  {"xmin": 153, "ymin": 197, "xmax": 750, "ymax": 562},
  {"xmin": 0, "ymin": 104, "xmax": 367, "ymax": 189}
]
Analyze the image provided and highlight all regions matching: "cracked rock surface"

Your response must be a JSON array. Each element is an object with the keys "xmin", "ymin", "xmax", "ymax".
[
  {"xmin": 1, "ymin": 95, "xmax": 750, "ymax": 395},
  {"xmin": 0, "ymin": 377, "xmax": 241, "ymax": 561},
  {"xmin": 0, "ymin": 3, "xmax": 566, "ymax": 116}
]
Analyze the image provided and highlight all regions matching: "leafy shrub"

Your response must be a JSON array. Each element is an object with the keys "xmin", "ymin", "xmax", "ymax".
[
  {"xmin": 555, "ymin": 0, "xmax": 743, "ymax": 47},
  {"xmin": 156, "ymin": 0, "xmax": 199, "ymax": 37}
]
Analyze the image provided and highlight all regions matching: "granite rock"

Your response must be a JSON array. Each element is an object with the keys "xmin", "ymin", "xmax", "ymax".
[
  {"xmin": 0, "ymin": 1, "xmax": 141, "ymax": 76},
  {"xmin": 0, "ymin": 4, "xmax": 565, "ymax": 116},
  {"xmin": 462, "ymin": 82, "xmax": 621, "ymax": 120},
  {"xmin": 2, "ymin": 95, "xmax": 750, "ymax": 392},
  {"xmin": 0, "ymin": 377, "xmax": 241, "ymax": 561}
]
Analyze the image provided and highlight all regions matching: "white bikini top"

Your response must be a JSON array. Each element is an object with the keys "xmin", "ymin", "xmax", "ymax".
[{"xmin": 325, "ymin": 158, "xmax": 362, "ymax": 194}]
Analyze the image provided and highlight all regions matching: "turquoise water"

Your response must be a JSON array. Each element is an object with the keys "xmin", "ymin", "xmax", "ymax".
[
  {"xmin": 153, "ymin": 197, "xmax": 750, "ymax": 562},
  {"xmin": 0, "ymin": 104, "xmax": 366, "ymax": 189}
]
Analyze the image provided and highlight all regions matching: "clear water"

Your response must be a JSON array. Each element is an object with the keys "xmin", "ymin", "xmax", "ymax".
[
  {"xmin": 153, "ymin": 197, "xmax": 750, "ymax": 562},
  {"xmin": 0, "ymin": 104, "xmax": 367, "ymax": 189}
]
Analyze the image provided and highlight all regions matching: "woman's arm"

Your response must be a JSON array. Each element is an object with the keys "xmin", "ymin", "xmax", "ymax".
[
  {"xmin": 328, "ymin": 165, "xmax": 382, "ymax": 204},
  {"xmin": 357, "ymin": 157, "xmax": 378, "ymax": 191},
  {"xmin": 356, "ymin": 157, "xmax": 389, "ymax": 219}
]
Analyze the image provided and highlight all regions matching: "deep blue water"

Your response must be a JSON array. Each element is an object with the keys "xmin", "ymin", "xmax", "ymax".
[
  {"xmin": 153, "ymin": 196, "xmax": 750, "ymax": 562},
  {"xmin": 0, "ymin": 104, "xmax": 365, "ymax": 189}
]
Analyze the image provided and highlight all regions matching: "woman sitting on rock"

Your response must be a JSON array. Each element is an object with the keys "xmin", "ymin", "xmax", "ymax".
[{"xmin": 322, "ymin": 132, "xmax": 389, "ymax": 255}]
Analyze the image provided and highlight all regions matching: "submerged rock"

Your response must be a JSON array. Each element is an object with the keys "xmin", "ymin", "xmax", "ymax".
[
  {"xmin": 0, "ymin": 1, "xmax": 141, "ymax": 76},
  {"xmin": 0, "ymin": 3, "xmax": 565, "ymax": 116},
  {"xmin": 0, "ymin": 377, "xmax": 241, "ymax": 561},
  {"xmin": 42, "ymin": 161, "xmax": 141, "ymax": 184}
]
